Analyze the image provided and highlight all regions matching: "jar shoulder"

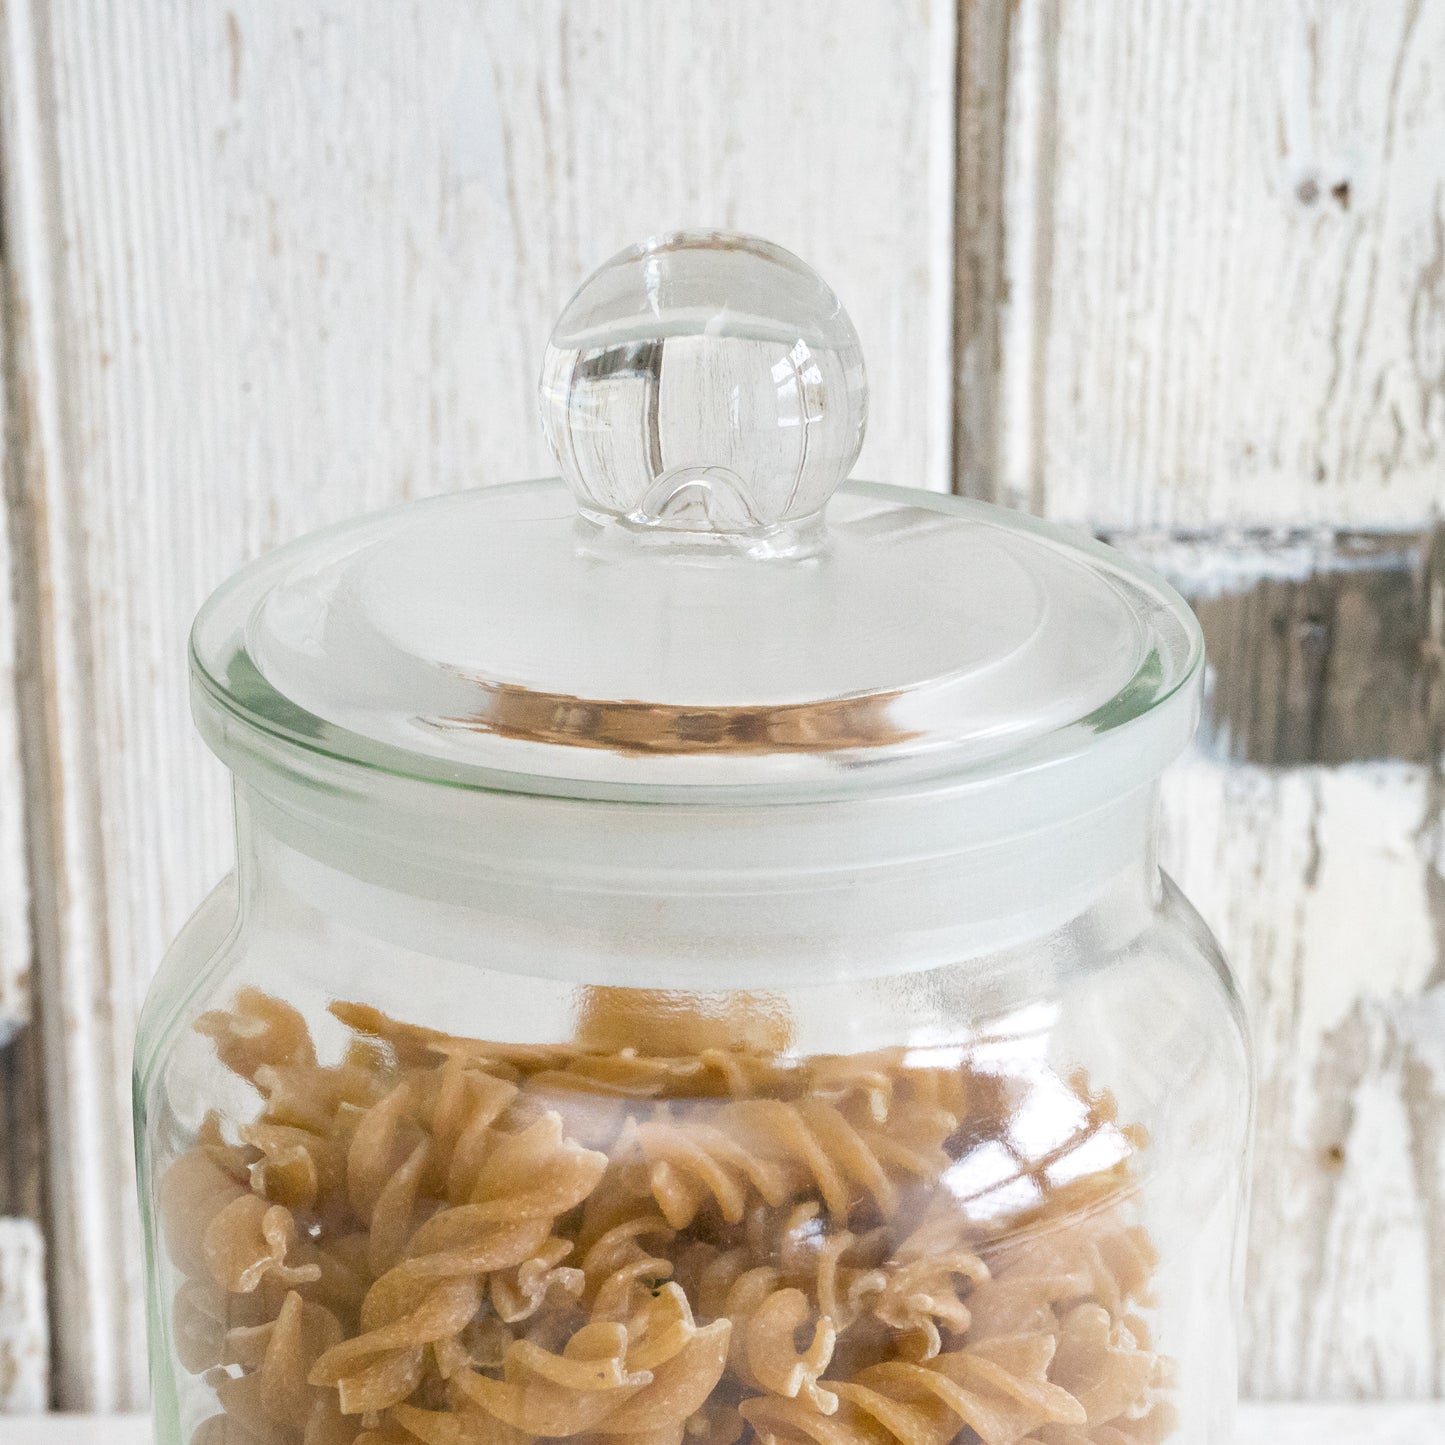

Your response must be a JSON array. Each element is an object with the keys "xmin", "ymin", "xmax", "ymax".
[
  {"xmin": 1090, "ymin": 868, "xmax": 1253, "ymax": 1155},
  {"xmin": 1156, "ymin": 868, "xmax": 1251, "ymax": 1060},
  {"xmin": 134, "ymin": 871, "xmax": 241, "ymax": 1091}
]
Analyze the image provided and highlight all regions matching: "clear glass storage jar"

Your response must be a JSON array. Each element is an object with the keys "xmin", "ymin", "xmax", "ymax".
[{"xmin": 135, "ymin": 233, "xmax": 1252, "ymax": 1445}]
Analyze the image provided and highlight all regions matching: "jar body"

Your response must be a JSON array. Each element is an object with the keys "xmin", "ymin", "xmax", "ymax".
[{"xmin": 136, "ymin": 784, "xmax": 1251, "ymax": 1445}]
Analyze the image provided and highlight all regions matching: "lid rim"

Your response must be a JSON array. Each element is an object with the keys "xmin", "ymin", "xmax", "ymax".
[
  {"xmin": 190, "ymin": 479, "xmax": 1204, "ymax": 810},
  {"xmin": 192, "ymin": 658, "xmax": 1202, "ymax": 809}
]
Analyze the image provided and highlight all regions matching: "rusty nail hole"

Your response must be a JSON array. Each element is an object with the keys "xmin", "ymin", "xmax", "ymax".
[
  {"xmin": 1322, "ymin": 1142, "xmax": 1346, "ymax": 1171},
  {"xmin": 1330, "ymin": 180, "xmax": 1351, "ymax": 209}
]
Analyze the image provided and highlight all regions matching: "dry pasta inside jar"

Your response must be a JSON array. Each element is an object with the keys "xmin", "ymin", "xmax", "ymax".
[{"xmin": 160, "ymin": 987, "xmax": 1177, "ymax": 1445}]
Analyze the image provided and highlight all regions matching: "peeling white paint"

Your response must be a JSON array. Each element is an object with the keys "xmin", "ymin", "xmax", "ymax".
[
  {"xmin": 0, "ymin": 1220, "xmax": 47, "ymax": 1412},
  {"xmin": 1162, "ymin": 754, "xmax": 1445, "ymax": 1395},
  {"xmin": 1299, "ymin": 767, "xmax": 1438, "ymax": 1046}
]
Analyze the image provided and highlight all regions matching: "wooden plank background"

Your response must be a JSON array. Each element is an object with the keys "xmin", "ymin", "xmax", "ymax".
[{"xmin": 0, "ymin": 0, "xmax": 1441, "ymax": 1415}]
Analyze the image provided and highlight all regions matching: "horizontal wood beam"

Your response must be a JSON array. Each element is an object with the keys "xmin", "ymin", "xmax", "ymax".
[{"xmin": 1119, "ymin": 527, "xmax": 1445, "ymax": 766}]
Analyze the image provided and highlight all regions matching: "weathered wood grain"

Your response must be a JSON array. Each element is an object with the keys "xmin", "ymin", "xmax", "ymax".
[
  {"xmin": 951, "ymin": 0, "xmax": 1011, "ymax": 500},
  {"xmin": 1162, "ymin": 757, "xmax": 1445, "ymax": 1397},
  {"xmin": 0, "ymin": 1222, "xmax": 44, "ymax": 1414},
  {"xmin": 1136, "ymin": 527, "xmax": 1445, "ymax": 1397},
  {"xmin": 1136, "ymin": 528, "xmax": 1445, "ymax": 1393},
  {"xmin": 0, "ymin": 1033, "xmax": 46, "ymax": 1406},
  {"xmin": 0, "ymin": 153, "xmax": 31, "ymax": 1044},
  {"xmin": 0, "ymin": 1029, "xmax": 42, "ymax": 1246},
  {"xmin": 1147, "ymin": 537, "xmax": 1445, "ymax": 1395},
  {"xmin": 990, "ymin": 0, "xmax": 1445, "ymax": 528},
  {"xmin": 0, "ymin": 0, "xmax": 956, "ymax": 1410},
  {"xmin": 1125, "ymin": 526, "xmax": 1445, "ymax": 766}
]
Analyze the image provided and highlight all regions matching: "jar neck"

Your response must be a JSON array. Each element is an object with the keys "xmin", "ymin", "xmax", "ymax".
[{"xmin": 232, "ymin": 777, "xmax": 1162, "ymax": 989}]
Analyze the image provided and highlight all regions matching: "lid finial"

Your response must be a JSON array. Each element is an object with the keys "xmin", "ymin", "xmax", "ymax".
[{"xmin": 539, "ymin": 231, "xmax": 867, "ymax": 549}]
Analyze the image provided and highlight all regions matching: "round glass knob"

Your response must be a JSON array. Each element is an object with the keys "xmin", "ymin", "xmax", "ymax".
[{"xmin": 540, "ymin": 231, "xmax": 867, "ymax": 543}]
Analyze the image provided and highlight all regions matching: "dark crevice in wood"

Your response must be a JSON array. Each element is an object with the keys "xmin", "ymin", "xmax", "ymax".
[
  {"xmin": 0, "ymin": 53, "xmax": 45, "ymax": 1237},
  {"xmin": 1112, "ymin": 527, "xmax": 1445, "ymax": 767},
  {"xmin": 950, "ymin": 0, "xmax": 1011, "ymax": 499},
  {"xmin": 1022, "ymin": 0, "xmax": 1060, "ymax": 517},
  {"xmin": 0, "ymin": 1028, "xmax": 44, "ymax": 1226},
  {"xmin": 1422, "ymin": 525, "xmax": 1445, "ymax": 992}
]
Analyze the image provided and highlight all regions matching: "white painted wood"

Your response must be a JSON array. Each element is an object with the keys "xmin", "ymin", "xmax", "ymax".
[
  {"xmin": 0, "ymin": 0, "xmax": 109, "ymax": 1417},
  {"xmin": 999, "ymin": 0, "xmax": 1445, "ymax": 528},
  {"xmin": 0, "ymin": 0, "xmax": 956, "ymax": 1410},
  {"xmin": 0, "ymin": 1222, "xmax": 45, "ymax": 1414},
  {"xmin": 0, "ymin": 618, "xmax": 28, "ymax": 1038},
  {"xmin": 1161, "ymin": 758, "xmax": 1445, "ymax": 1398},
  {"xmin": 0, "ymin": 214, "xmax": 31, "ymax": 1042}
]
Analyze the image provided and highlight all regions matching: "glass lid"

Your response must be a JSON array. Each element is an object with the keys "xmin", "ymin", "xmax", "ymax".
[{"xmin": 192, "ymin": 231, "xmax": 1202, "ymax": 799}]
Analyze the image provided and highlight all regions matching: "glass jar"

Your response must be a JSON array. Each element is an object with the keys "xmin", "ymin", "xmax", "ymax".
[{"xmin": 135, "ymin": 232, "xmax": 1252, "ymax": 1445}]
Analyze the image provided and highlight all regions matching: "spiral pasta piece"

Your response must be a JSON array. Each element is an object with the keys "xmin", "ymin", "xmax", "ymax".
[
  {"xmin": 309, "ymin": 1111, "xmax": 607, "ymax": 1413},
  {"xmin": 204, "ymin": 1193, "xmax": 323, "ymax": 1295},
  {"xmin": 739, "ymin": 1282, "xmax": 838, "ymax": 1413},
  {"xmin": 634, "ymin": 1093, "xmax": 927, "ymax": 1231},
  {"xmin": 968, "ymin": 1214, "xmax": 1159, "ymax": 1341},
  {"xmin": 1025, "ymin": 1401, "xmax": 1181, "ymax": 1445},
  {"xmin": 768, "ymin": 1202, "xmax": 888, "ymax": 1333},
  {"xmin": 747, "ymin": 1334, "xmax": 1086, "ymax": 1445},
  {"xmin": 633, "ymin": 1114, "xmax": 794, "ymax": 1227},
  {"xmin": 196, "ymin": 989, "xmax": 315, "ymax": 1082},
  {"xmin": 451, "ymin": 1283, "xmax": 729, "ymax": 1436},
  {"xmin": 491, "ymin": 1234, "xmax": 585, "ymax": 1323},
  {"xmin": 581, "ymin": 1214, "xmax": 675, "ymax": 1323}
]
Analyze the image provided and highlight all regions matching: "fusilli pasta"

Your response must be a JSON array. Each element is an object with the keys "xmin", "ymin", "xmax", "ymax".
[{"xmin": 159, "ymin": 989, "xmax": 1175, "ymax": 1445}]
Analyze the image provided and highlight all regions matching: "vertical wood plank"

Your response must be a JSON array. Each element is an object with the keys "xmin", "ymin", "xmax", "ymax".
[
  {"xmin": 0, "ymin": 0, "xmax": 957, "ymax": 1408},
  {"xmin": 0, "ymin": 1222, "xmax": 45, "ymax": 1413},
  {"xmin": 1, "ymin": 0, "xmax": 111, "ymax": 1408},
  {"xmin": 1, "ymin": 0, "xmax": 50, "ymax": 1411},
  {"xmin": 0, "ymin": 386, "xmax": 45, "ymax": 1398},
  {"xmin": 993, "ymin": 0, "xmax": 1445, "ymax": 529},
  {"xmin": 0, "ymin": 1031, "xmax": 47, "ymax": 1411},
  {"xmin": 0, "ymin": 126, "xmax": 32, "ymax": 1046}
]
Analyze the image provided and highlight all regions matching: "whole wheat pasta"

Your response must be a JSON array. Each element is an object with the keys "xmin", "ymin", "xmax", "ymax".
[
  {"xmin": 164, "ymin": 989, "xmax": 1174, "ymax": 1445},
  {"xmin": 579, "ymin": 1215, "xmax": 675, "ymax": 1324}
]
